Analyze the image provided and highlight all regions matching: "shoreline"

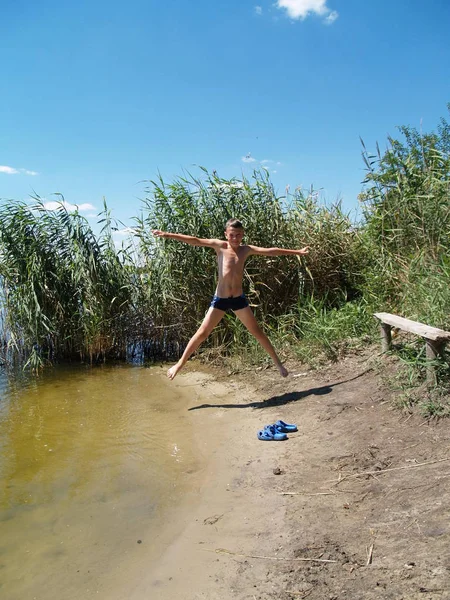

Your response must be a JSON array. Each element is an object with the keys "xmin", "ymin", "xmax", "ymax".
[
  {"xmin": 97, "ymin": 364, "xmax": 289, "ymax": 600},
  {"xmin": 144, "ymin": 368, "xmax": 288, "ymax": 600},
  {"xmin": 126, "ymin": 364, "xmax": 299, "ymax": 600},
  {"xmin": 101, "ymin": 354, "xmax": 450, "ymax": 600}
]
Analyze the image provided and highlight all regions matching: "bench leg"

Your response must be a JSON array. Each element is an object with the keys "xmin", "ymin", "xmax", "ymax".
[
  {"xmin": 380, "ymin": 323, "xmax": 392, "ymax": 352},
  {"xmin": 426, "ymin": 340, "xmax": 444, "ymax": 386}
]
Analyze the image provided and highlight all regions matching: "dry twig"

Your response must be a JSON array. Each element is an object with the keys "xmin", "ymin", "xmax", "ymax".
[
  {"xmin": 201, "ymin": 548, "xmax": 337, "ymax": 563},
  {"xmin": 366, "ymin": 544, "xmax": 374, "ymax": 566},
  {"xmin": 330, "ymin": 456, "xmax": 450, "ymax": 485},
  {"xmin": 278, "ymin": 491, "xmax": 336, "ymax": 496}
]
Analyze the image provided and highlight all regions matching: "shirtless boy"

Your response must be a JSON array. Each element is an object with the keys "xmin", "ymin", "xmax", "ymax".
[{"xmin": 152, "ymin": 218, "xmax": 309, "ymax": 380}]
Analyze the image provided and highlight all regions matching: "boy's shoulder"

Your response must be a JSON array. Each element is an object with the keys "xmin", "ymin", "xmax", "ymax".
[
  {"xmin": 204, "ymin": 238, "xmax": 228, "ymax": 250},
  {"xmin": 214, "ymin": 239, "xmax": 229, "ymax": 248}
]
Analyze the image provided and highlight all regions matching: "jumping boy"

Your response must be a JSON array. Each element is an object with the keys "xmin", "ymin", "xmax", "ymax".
[{"xmin": 152, "ymin": 219, "xmax": 309, "ymax": 380}]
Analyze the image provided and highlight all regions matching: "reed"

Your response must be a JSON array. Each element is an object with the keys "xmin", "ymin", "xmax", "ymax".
[
  {"xmin": 0, "ymin": 198, "xmax": 133, "ymax": 369},
  {"xmin": 359, "ymin": 104, "xmax": 450, "ymax": 329}
]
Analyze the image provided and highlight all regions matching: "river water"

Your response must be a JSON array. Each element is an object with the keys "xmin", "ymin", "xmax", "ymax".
[{"xmin": 0, "ymin": 364, "xmax": 203, "ymax": 600}]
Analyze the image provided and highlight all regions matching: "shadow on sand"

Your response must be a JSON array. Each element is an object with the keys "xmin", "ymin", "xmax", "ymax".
[{"xmin": 188, "ymin": 369, "xmax": 370, "ymax": 411}]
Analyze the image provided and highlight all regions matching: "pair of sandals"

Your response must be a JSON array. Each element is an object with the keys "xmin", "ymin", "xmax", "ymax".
[{"xmin": 257, "ymin": 420, "xmax": 298, "ymax": 441}]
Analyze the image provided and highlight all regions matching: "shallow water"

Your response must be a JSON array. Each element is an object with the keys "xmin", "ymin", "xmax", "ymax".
[{"xmin": 0, "ymin": 364, "xmax": 202, "ymax": 600}]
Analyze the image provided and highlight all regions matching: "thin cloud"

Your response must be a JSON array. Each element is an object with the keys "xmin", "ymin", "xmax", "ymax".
[
  {"xmin": 43, "ymin": 200, "xmax": 96, "ymax": 213},
  {"xmin": 243, "ymin": 155, "xmax": 282, "ymax": 169},
  {"xmin": 276, "ymin": 0, "xmax": 338, "ymax": 23},
  {"xmin": 261, "ymin": 159, "xmax": 283, "ymax": 166},
  {"xmin": 254, "ymin": 5, "xmax": 262, "ymax": 15},
  {"xmin": 0, "ymin": 165, "xmax": 38, "ymax": 175},
  {"xmin": 114, "ymin": 227, "xmax": 136, "ymax": 236},
  {"xmin": 325, "ymin": 10, "xmax": 338, "ymax": 24}
]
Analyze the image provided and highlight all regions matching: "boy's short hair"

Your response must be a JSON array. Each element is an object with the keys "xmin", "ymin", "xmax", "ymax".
[{"xmin": 225, "ymin": 218, "xmax": 244, "ymax": 229}]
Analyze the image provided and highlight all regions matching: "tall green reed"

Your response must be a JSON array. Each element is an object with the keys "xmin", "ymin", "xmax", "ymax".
[
  {"xmin": 359, "ymin": 104, "xmax": 450, "ymax": 329},
  {"xmin": 0, "ymin": 198, "xmax": 132, "ymax": 369}
]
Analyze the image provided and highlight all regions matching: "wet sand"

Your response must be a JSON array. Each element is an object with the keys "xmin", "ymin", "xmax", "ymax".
[{"xmin": 104, "ymin": 367, "xmax": 290, "ymax": 600}]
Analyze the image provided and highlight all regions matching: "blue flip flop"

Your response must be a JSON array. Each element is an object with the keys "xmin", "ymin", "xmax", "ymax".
[
  {"xmin": 258, "ymin": 425, "xmax": 288, "ymax": 441},
  {"xmin": 273, "ymin": 420, "xmax": 298, "ymax": 433}
]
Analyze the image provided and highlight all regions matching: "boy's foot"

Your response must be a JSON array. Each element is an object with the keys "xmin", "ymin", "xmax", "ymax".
[
  {"xmin": 167, "ymin": 362, "xmax": 183, "ymax": 380},
  {"xmin": 279, "ymin": 364, "xmax": 289, "ymax": 377}
]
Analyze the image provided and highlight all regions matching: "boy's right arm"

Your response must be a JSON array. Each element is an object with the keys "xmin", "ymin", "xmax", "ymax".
[{"xmin": 152, "ymin": 230, "xmax": 225, "ymax": 250}]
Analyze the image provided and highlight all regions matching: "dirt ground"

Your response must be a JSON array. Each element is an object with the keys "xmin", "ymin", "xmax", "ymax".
[{"xmin": 144, "ymin": 347, "xmax": 450, "ymax": 600}]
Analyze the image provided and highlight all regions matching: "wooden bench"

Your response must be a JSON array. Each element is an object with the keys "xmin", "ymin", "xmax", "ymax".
[{"xmin": 374, "ymin": 312, "xmax": 450, "ymax": 385}]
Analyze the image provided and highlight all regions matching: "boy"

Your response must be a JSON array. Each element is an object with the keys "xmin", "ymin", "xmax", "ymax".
[{"xmin": 152, "ymin": 218, "xmax": 309, "ymax": 380}]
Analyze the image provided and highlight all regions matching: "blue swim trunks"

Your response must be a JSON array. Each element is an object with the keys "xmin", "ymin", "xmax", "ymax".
[{"xmin": 210, "ymin": 294, "xmax": 249, "ymax": 312}]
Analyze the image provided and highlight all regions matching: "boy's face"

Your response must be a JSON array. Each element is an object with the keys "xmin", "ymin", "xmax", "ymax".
[{"xmin": 225, "ymin": 226, "xmax": 244, "ymax": 247}]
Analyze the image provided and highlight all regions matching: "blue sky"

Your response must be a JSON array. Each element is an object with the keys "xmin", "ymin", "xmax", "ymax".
[{"xmin": 1, "ymin": 0, "xmax": 449, "ymax": 237}]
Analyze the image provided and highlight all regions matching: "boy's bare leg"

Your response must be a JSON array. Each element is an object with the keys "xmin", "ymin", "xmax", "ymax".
[
  {"xmin": 167, "ymin": 307, "xmax": 225, "ymax": 380},
  {"xmin": 234, "ymin": 307, "xmax": 288, "ymax": 377}
]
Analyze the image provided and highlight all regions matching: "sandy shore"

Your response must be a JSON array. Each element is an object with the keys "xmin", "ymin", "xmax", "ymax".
[
  {"xmin": 100, "ymin": 352, "xmax": 450, "ymax": 600},
  {"xmin": 116, "ymin": 366, "xmax": 289, "ymax": 600},
  {"xmin": 144, "ymin": 368, "xmax": 294, "ymax": 600}
]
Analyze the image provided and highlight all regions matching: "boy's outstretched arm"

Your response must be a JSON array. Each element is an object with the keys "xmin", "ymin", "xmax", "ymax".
[
  {"xmin": 152, "ymin": 230, "xmax": 225, "ymax": 249},
  {"xmin": 247, "ymin": 245, "xmax": 310, "ymax": 257}
]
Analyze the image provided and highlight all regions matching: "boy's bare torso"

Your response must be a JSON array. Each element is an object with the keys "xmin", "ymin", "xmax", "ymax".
[{"xmin": 215, "ymin": 244, "xmax": 250, "ymax": 297}]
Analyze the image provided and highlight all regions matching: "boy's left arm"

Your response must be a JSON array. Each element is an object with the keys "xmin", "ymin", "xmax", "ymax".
[{"xmin": 247, "ymin": 245, "xmax": 310, "ymax": 257}]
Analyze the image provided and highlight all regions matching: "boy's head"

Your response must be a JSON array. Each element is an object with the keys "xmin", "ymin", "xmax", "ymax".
[
  {"xmin": 224, "ymin": 218, "xmax": 244, "ymax": 246},
  {"xmin": 225, "ymin": 218, "xmax": 244, "ymax": 230}
]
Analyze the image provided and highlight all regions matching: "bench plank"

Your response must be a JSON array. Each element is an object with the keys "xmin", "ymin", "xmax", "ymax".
[{"xmin": 374, "ymin": 313, "xmax": 450, "ymax": 342}]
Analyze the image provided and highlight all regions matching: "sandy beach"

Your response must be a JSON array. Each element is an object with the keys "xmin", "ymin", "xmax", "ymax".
[{"xmin": 100, "ymin": 350, "xmax": 450, "ymax": 600}]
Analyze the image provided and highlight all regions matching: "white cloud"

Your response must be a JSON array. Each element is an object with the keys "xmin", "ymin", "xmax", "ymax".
[
  {"xmin": 43, "ymin": 201, "xmax": 70, "ymax": 211},
  {"xmin": 0, "ymin": 165, "xmax": 38, "ymax": 175},
  {"xmin": 0, "ymin": 165, "xmax": 19, "ymax": 174},
  {"xmin": 76, "ymin": 203, "xmax": 96, "ymax": 212},
  {"xmin": 276, "ymin": 0, "xmax": 338, "ymax": 23},
  {"xmin": 254, "ymin": 5, "xmax": 262, "ymax": 15},
  {"xmin": 242, "ymin": 154, "xmax": 256, "ymax": 163},
  {"xmin": 43, "ymin": 200, "xmax": 96, "ymax": 213}
]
